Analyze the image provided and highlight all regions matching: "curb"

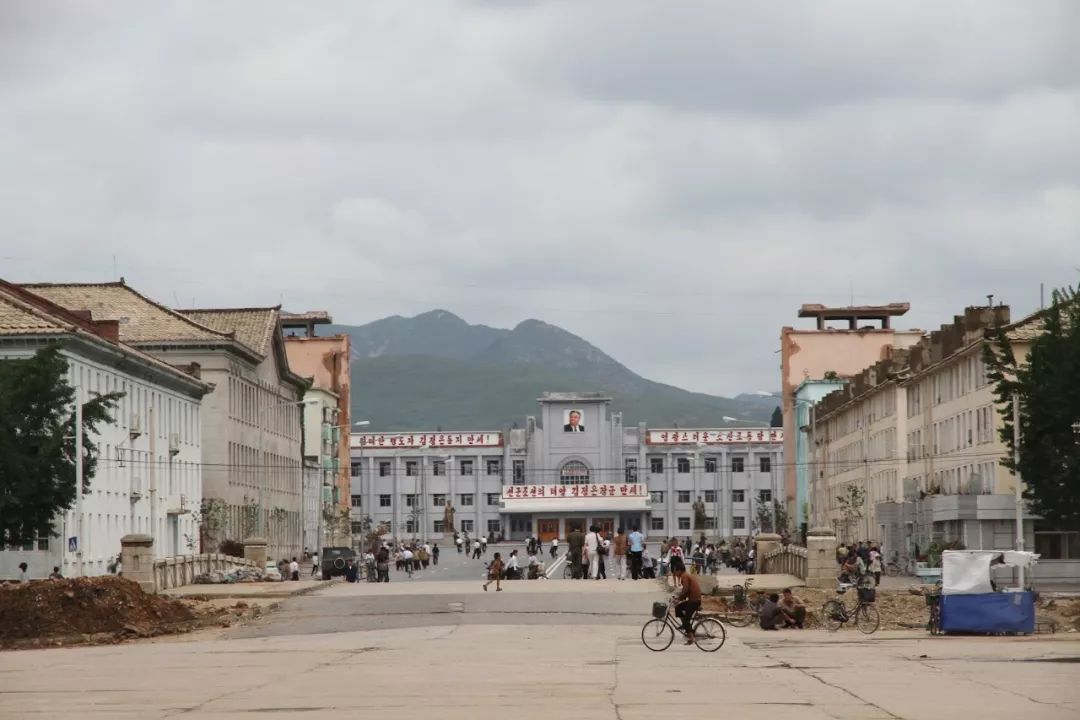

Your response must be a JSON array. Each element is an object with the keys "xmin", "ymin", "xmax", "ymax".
[{"xmin": 164, "ymin": 577, "xmax": 341, "ymax": 601}]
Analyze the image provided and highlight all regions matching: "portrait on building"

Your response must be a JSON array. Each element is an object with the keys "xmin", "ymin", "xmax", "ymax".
[{"xmin": 563, "ymin": 409, "xmax": 585, "ymax": 433}]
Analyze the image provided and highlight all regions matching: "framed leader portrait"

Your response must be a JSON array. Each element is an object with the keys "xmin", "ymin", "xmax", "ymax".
[{"xmin": 563, "ymin": 409, "xmax": 585, "ymax": 433}]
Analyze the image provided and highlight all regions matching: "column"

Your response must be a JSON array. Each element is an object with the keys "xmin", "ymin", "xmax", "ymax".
[
  {"xmin": 665, "ymin": 452, "xmax": 675, "ymax": 537},
  {"xmin": 475, "ymin": 453, "xmax": 483, "ymax": 538},
  {"xmin": 366, "ymin": 455, "xmax": 375, "ymax": 530},
  {"xmin": 392, "ymin": 456, "xmax": 401, "ymax": 539}
]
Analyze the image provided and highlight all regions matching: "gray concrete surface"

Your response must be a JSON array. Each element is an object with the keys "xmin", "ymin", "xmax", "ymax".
[{"xmin": 3, "ymin": 577, "xmax": 1079, "ymax": 719}]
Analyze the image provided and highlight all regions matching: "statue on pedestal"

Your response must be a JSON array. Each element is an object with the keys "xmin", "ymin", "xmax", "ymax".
[
  {"xmin": 693, "ymin": 496, "xmax": 707, "ymax": 530},
  {"xmin": 443, "ymin": 503, "xmax": 456, "ymax": 533}
]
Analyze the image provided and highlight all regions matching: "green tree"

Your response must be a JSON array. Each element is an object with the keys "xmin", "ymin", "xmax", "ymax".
[
  {"xmin": 770, "ymin": 406, "xmax": 783, "ymax": 428},
  {"xmin": 836, "ymin": 484, "xmax": 865, "ymax": 542},
  {"xmin": 984, "ymin": 288, "xmax": 1080, "ymax": 530},
  {"xmin": 0, "ymin": 345, "xmax": 121, "ymax": 546}
]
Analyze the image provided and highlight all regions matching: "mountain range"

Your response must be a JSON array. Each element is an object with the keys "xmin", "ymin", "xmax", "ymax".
[{"xmin": 326, "ymin": 310, "xmax": 779, "ymax": 431}]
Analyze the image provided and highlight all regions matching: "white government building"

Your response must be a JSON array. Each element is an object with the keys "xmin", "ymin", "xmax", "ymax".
[{"xmin": 350, "ymin": 392, "xmax": 783, "ymax": 543}]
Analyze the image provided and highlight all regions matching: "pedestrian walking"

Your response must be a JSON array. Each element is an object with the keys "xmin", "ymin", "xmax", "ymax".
[
  {"xmin": 473, "ymin": 539, "xmax": 482, "ymax": 559},
  {"xmin": 456, "ymin": 534, "xmax": 463, "ymax": 553},
  {"xmin": 550, "ymin": 537, "xmax": 558, "ymax": 559},
  {"xmin": 480, "ymin": 536, "xmax": 488, "ymax": 555},
  {"xmin": 567, "ymin": 526, "xmax": 585, "ymax": 579},
  {"xmin": 432, "ymin": 543, "xmax": 440, "ymax": 566},
  {"xmin": 628, "ymin": 525, "xmax": 645, "ymax": 579},
  {"xmin": 376, "ymin": 546, "xmax": 390, "ymax": 583},
  {"xmin": 402, "ymin": 547, "xmax": 415, "ymax": 578},
  {"xmin": 483, "ymin": 552, "xmax": 504, "ymax": 592},
  {"xmin": 869, "ymin": 546, "xmax": 882, "ymax": 586},
  {"xmin": 310, "ymin": 553, "xmax": 319, "ymax": 577},
  {"xmin": 613, "ymin": 527, "xmax": 628, "ymax": 580},
  {"xmin": 585, "ymin": 525, "xmax": 601, "ymax": 579},
  {"xmin": 289, "ymin": 557, "xmax": 300, "ymax": 581}
]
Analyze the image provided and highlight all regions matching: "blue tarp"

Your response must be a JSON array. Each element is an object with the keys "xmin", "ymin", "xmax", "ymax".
[{"xmin": 940, "ymin": 591, "xmax": 1035, "ymax": 634}]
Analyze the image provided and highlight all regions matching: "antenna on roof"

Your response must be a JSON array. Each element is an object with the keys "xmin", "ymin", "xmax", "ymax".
[
  {"xmin": 112, "ymin": 255, "xmax": 117, "ymax": 280},
  {"xmin": 173, "ymin": 291, "xmax": 181, "ymax": 307},
  {"xmin": 986, "ymin": 294, "xmax": 994, "ymax": 307}
]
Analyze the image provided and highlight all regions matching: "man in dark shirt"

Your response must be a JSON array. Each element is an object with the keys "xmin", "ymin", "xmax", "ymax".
[
  {"xmin": 567, "ymin": 526, "xmax": 586, "ymax": 579},
  {"xmin": 670, "ymin": 557, "xmax": 701, "ymax": 644},
  {"xmin": 759, "ymin": 593, "xmax": 782, "ymax": 630}
]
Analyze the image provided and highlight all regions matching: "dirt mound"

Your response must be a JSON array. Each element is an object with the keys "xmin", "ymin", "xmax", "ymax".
[{"xmin": 0, "ymin": 576, "xmax": 196, "ymax": 644}]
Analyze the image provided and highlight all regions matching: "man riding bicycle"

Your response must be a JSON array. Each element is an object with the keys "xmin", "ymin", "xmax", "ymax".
[{"xmin": 669, "ymin": 557, "xmax": 701, "ymax": 644}]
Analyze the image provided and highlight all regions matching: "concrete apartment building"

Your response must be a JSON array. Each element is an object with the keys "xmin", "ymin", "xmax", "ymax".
[
  {"xmin": 24, "ymin": 282, "xmax": 310, "ymax": 560},
  {"xmin": 282, "ymin": 312, "xmax": 352, "ymax": 552},
  {"xmin": 780, "ymin": 304, "xmax": 923, "ymax": 530},
  {"xmin": 808, "ymin": 305, "xmax": 1078, "ymax": 581},
  {"xmin": 0, "ymin": 280, "xmax": 209, "ymax": 579},
  {"xmin": 350, "ymin": 392, "xmax": 784, "ymax": 545}
]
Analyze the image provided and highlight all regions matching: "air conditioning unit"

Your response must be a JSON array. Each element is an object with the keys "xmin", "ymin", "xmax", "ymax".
[
  {"xmin": 129, "ymin": 414, "xmax": 142, "ymax": 440},
  {"xmin": 169, "ymin": 433, "xmax": 181, "ymax": 456}
]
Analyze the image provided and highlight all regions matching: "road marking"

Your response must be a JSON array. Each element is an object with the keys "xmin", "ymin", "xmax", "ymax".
[{"xmin": 545, "ymin": 555, "xmax": 566, "ymax": 578}]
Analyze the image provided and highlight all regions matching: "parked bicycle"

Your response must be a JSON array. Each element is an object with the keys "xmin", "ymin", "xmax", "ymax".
[
  {"xmin": 925, "ymin": 583, "xmax": 943, "ymax": 635},
  {"xmin": 821, "ymin": 583, "xmax": 880, "ymax": 634},
  {"xmin": 885, "ymin": 555, "xmax": 911, "ymax": 577},
  {"xmin": 724, "ymin": 578, "xmax": 762, "ymax": 628},
  {"xmin": 641, "ymin": 598, "xmax": 726, "ymax": 652}
]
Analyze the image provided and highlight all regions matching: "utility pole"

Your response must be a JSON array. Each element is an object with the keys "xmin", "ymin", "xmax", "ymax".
[
  {"xmin": 1013, "ymin": 395, "xmax": 1025, "ymax": 588},
  {"xmin": 149, "ymin": 406, "xmax": 157, "ymax": 554},
  {"xmin": 75, "ymin": 398, "xmax": 84, "ymax": 577}
]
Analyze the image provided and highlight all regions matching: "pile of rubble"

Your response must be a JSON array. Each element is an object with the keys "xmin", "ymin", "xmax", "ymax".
[
  {"xmin": 0, "ymin": 576, "xmax": 196, "ymax": 647},
  {"xmin": 192, "ymin": 566, "xmax": 268, "ymax": 584}
]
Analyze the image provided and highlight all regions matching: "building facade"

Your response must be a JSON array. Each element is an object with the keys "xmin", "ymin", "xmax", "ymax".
[
  {"xmin": 350, "ymin": 392, "xmax": 783, "ymax": 544},
  {"xmin": 780, "ymin": 303, "xmax": 922, "ymax": 517},
  {"xmin": 0, "ymin": 280, "xmax": 209, "ymax": 579},
  {"xmin": 24, "ymin": 283, "xmax": 310, "ymax": 560},
  {"xmin": 793, "ymin": 377, "xmax": 847, "ymax": 532}
]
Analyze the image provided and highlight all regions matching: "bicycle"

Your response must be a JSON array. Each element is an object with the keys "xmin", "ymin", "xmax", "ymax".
[
  {"xmin": 925, "ymin": 583, "xmax": 943, "ymax": 635},
  {"xmin": 885, "ymin": 556, "xmax": 910, "ymax": 577},
  {"xmin": 821, "ymin": 583, "xmax": 880, "ymax": 634},
  {"xmin": 724, "ymin": 578, "xmax": 762, "ymax": 628},
  {"xmin": 641, "ymin": 598, "xmax": 726, "ymax": 652}
]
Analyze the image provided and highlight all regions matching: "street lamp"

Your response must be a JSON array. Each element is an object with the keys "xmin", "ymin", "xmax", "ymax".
[{"xmin": 258, "ymin": 398, "xmax": 319, "ymax": 538}]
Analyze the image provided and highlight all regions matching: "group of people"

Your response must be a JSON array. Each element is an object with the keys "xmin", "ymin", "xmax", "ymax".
[
  {"xmin": 6, "ymin": 562, "xmax": 63, "ymax": 583},
  {"xmin": 837, "ymin": 541, "xmax": 884, "ymax": 586},
  {"xmin": 560, "ymin": 525, "xmax": 651, "ymax": 580},
  {"xmin": 454, "ymin": 532, "xmax": 490, "ymax": 559}
]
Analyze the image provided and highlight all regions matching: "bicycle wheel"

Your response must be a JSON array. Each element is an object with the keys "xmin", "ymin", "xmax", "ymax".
[
  {"xmin": 641, "ymin": 619, "xmax": 674, "ymax": 651},
  {"xmin": 693, "ymin": 617, "xmax": 726, "ymax": 652},
  {"xmin": 856, "ymin": 604, "xmax": 880, "ymax": 634},
  {"xmin": 821, "ymin": 600, "xmax": 845, "ymax": 632},
  {"xmin": 725, "ymin": 607, "xmax": 755, "ymax": 627},
  {"xmin": 885, "ymin": 563, "xmax": 900, "ymax": 578},
  {"xmin": 563, "ymin": 563, "xmax": 572, "ymax": 579},
  {"xmin": 928, "ymin": 607, "xmax": 942, "ymax": 636}
]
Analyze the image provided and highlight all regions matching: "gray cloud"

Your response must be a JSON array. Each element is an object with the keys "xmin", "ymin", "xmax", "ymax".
[{"xmin": 1, "ymin": 1, "xmax": 1078, "ymax": 397}]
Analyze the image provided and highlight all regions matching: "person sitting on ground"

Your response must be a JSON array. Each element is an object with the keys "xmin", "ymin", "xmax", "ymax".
[
  {"xmin": 668, "ymin": 557, "xmax": 701, "ymax": 645},
  {"xmin": 483, "ymin": 552, "xmax": 504, "ymax": 592},
  {"xmin": 48, "ymin": 566, "xmax": 63, "ymax": 580},
  {"xmin": 779, "ymin": 588, "xmax": 806, "ymax": 628},
  {"xmin": 759, "ymin": 593, "xmax": 783, "ymax": 630},
  {"xmin": 838, "ymin": 556, "xmax": 859, "ymax": 584}
]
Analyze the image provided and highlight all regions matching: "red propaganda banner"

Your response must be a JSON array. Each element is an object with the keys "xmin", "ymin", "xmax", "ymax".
[
  {"xmin": 351, "ymin": 432, "xmax": 503, "ymax": 449},
  {"xmin": 502, "ymin": 484, "xmax": 647, "ymax": 500},
  {"xmin": 645, "ymin": 429, "xmax": 782, "ymax": 445}
]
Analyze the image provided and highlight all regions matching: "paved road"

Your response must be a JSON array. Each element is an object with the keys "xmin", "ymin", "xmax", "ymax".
[{"xmin": 4, "ymin": 578, "xmax": 1079, "ymax": 719}]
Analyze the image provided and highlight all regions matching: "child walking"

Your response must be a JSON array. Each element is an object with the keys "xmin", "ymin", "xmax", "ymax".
[{"xmin": 483, "ymin": 552, "xmax": 504, "ymax": 592}]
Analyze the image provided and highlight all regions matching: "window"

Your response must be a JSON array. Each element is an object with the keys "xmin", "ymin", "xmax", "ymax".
[
  {"xmin": 677, "ymin": 490, "xmax": 691, "ymax": 503},
  {"xmin": 625, "ymin": 458, "xmax": 638, "ymax": 483},
  {"xmin": 461, "ymin": 519, "xmax": 474, "ymax": 532},
  {"xmin": 733, "ymin": 516, "xmax": 746, "ymax": 530},
  {"xmin": 704, "ymin": 457, "xmax": 717, "ymax": 473},
  {"xmin": 379, "ymin": 494, "xmax": 391, "ymax": 507},
  {"xmin": 731, "ymin": 457, "xmax": 745, "ymax": 473},
  {"xmin": 759, "ymin": 490, "xmax": 772, "ymax": 503},
  {"xmin": 432, "ymin": 494, "xmax": 446, "ymax": 507},
  {"xmin": 36, "ymin": 536, "xmax": 49, "ymax": 551},
  {"xmin": 405, "ymin": 519, "xmax": 417, "ymax": 533},
  {"xmin": 351, "ymin": 521, "xmax": 364, "ymax": 535},
  {"xmin": 379, "ymin": 461, "xmax": 391, "ymax": 477},
  {"xmin": 351, "ymin": 463, "xmax": 361, "ymax": 477},
  {"xmin": 705, "ymin": 517, "xmax": 717, "ymax": 529},
  {"xmin": 678, "ymin": 517, "xmax": 691, "ymax": 530},
  {"xmin": 486, "ymin": 460, "xmax": 501, "ymax": 476},
  {"xmin": 650, "ymin": 516, "xmax": 665, "ymax": 531},
  {"xmin": 677, "ymin": 457, "xmax": 690, "ymax": 474},
  {"xmin": 560, "ymin": 461, "xmax": 590, "ymax": 485},
  {"xmin": 650, "ymin": 491, "xmax": 665, "ymax": 504},
  {"xmin": 486, "ymin": 493, "xmax": 500, "ymax": 506},
  {"xmin": 732, "ymin": 490, "xmax": 745, "ymax": 503},
  {"xmin": 704, "ymin": 490, "xmax": 715, "ymax": 503},
  {"xmin": 759, "ymin": 456, "xmax": 771, "ymax": 473},
  {"xmin": 403, "ymin": 494, "xmax": 417, "ymax": 507},
  {"xmin": 405, "ymin": 461, "xmax": 418, "ymax": 477},
  {"xmin": 460, "ymin": 460, "xmax": 473, "ymax": 475},
  {"xmin": 650, "ymin": 457, "xmax": 664, "ymax": 474},
  {"xmin": 487, "ymin": 519, "xmax": 501, "ymax": 533},
  {"xmin": 513, "ymin": 459, "xmax": 525, "ymax": 484},
  {"xmin": 350, "ymin": 494, "xmax": 363, "ymax": 508},
  {"xmin": 459, "ymin": 493, "xmax": 474, "ymax": 506},
  {"xmin": 433, "ymin": 520, "xmax": 446, "ymax": 533}
]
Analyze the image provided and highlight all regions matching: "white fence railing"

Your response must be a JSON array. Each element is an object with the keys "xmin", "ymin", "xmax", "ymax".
[
  {"xmin": 761, "ymin": 544, "xmax": 807, "ymax": 579},
  {"xmin": 152, "ymin": 553, "xmax": 257, "ymax": 591}
]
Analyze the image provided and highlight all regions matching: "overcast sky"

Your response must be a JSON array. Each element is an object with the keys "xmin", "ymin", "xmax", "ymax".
[{"xmin": 2, "ymin": 2, "xmax": 1078, "ymax": 396}]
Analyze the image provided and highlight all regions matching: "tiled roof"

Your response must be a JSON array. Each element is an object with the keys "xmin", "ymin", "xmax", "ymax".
[
  {"xmin": 179, "ymin": 308, "xmax": 280, "ymax": 358},
  {"xmin": 23, "ymin": 282, "xmax": 235, "ymax": 346},
  {"xmin": 0, "ymin": 282, "xmax": 209, "ymax": 392},
  {"xmin": 1005, "ymin": 310, "xmax": 1046, "ymax": 342}
]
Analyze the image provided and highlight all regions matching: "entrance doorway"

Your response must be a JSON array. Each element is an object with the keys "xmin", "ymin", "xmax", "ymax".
[
  {"xmin": 594, "ymin": 517, "xmax": 614, "ymax": 537},
  {"xmin": 538, "ymin": 519, "xmax": 559, "ymax": 542},
  {"xmin": 565, "ymin": 518, "xmax": 586, "ymax": 535}
]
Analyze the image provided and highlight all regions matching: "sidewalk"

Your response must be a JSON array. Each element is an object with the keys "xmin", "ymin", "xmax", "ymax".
[{"xmin": 161, "ymin": 578, "xmax": 336, "ymax": 600}]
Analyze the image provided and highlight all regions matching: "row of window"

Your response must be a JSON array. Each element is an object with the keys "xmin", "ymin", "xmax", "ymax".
[
  {"xmin": 350, "ymin": 489, "xmax": 773, "ymax": 509},
  {"xmin": 354, "ymin": 456, "xmax": 774, "ymax": 478},
  {"xmin": 346, "ymin": 515, "xmax": 751, "ymax": 536},
  {"xmin": 227, "ymin": 374, "xmax": 301, "ymax": 439}
]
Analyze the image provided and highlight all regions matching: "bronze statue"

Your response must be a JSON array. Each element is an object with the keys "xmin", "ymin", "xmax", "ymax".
[
  {"xmin": 443, "ymin": 503, "xmax": 455, "ymax": 532},
  {"xmin": 692, "ymin": 496, "xmax": 707, "ymax": 530}
]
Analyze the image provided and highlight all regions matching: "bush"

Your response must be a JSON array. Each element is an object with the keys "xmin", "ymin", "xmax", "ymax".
[{"xmin": 219, "ymin": 539, "xmax": 244, "ymax": 558}]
